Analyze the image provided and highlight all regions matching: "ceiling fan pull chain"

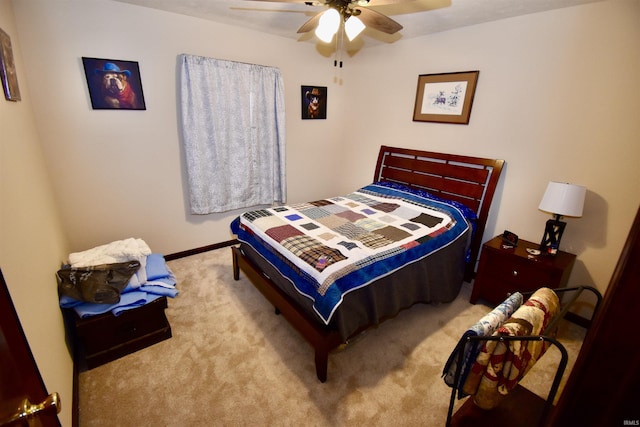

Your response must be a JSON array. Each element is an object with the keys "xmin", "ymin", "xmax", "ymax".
[
  {"xmin": 335, "ymin": 24, "xmax": 344, "ymax": 68},
  {"xmin": 333, "ymin": 26, "xmax": 339, "ymax": 67}
]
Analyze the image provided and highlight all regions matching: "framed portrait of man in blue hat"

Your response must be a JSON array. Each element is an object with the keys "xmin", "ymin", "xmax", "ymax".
[{"xmin": 82, "ymin": 57, "xmax": 146, "ymax": 110}]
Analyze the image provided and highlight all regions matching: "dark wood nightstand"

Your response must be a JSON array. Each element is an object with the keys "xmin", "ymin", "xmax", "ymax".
[{"xmin": 470, "ymin": 235, "xmax": 576, "ymax": 305}]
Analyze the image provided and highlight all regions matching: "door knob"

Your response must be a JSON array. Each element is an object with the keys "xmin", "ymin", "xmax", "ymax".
[{"xmin": 1, "ymin": 392, "xmax": 60, "ymax": 426}]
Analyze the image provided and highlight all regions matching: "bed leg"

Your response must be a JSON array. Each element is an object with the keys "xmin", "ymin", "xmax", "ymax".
[
  {"xmin": 231, "ymin": 247, "xmax": 240, "ymax": 281},
  {"xmin": 315, "ymin": 349, "xmax": 329, "ymax": 383}
]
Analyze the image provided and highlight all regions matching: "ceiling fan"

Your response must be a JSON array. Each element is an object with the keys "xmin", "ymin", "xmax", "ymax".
[{"xmin": 247, "ymin": 0, "xmax": 405, "ymax": 43}]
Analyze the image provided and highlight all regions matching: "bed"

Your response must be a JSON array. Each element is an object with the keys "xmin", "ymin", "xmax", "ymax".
[{"xmin": 231, "ymin": 145, "xmax": 504, "ymax": 382}]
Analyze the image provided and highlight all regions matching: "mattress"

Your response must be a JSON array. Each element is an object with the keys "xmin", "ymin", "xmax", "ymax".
[{"xmin": 231, "ymin": 182, "xmax": 474, "ymax": 341}]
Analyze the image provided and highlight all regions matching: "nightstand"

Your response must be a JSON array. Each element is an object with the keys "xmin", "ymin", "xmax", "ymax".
[{"xmin": 470, "ymin": 235, "xmax": 576, "ymax": 305}]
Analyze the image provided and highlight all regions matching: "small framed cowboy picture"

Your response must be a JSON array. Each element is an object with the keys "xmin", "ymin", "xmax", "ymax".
[
  {"xmin": 82, "ymin": 57, "xmax": 146, "ymax": 110},
  {"xmin": 301, "ymin": 85, "xmax": 327, "ymax": 120}
]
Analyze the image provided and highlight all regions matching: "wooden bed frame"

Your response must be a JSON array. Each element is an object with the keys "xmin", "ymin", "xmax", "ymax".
[{"xmin": 232, "ymin": 145, "xmax": 504, "ymax": 382}]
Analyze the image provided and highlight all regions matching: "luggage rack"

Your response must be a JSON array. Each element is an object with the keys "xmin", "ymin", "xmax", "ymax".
[{"xmin": 446, "ymin": 285, "xmax": 602, "ymax": 427}]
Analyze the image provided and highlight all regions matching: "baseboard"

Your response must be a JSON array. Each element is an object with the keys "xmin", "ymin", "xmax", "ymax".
[{"xmin": 164, "ymin": 239, "xmax": 238, "ymax": 261}]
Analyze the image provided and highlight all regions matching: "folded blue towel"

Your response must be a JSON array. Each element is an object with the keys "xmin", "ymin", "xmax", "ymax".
[
  {"xmin": 111, "ymin": 293, "xmax": 163, "ymax": 316},
  {"xmin": 139, "ymin": 285, "xmax": 179, "ymax": 298},
  {"xmin": 71, "ymin": 291, "xmax": 150, "ymax": 318},
  {"xmin": 146, "ymin": 253, "xmax": 171, "ymax": 281},
  {"xmin": 59, "ymin": 294, "xmax": 84, "ymax": 309}
]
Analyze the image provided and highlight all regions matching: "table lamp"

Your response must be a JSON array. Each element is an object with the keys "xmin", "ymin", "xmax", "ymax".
[{"xmin": 538, "ymin": 181, "xmax": 586, "ymax": 254}]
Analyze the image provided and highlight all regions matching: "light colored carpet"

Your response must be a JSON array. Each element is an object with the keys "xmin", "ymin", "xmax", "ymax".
[{"xmin": 78, "ymin": 247, "xmax": 585, "ymax": 426}]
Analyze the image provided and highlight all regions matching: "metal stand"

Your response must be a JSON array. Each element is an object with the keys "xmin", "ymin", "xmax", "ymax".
[{"xmin": 445, "ymin": 286, "xmax": 602, "ymax": 427}]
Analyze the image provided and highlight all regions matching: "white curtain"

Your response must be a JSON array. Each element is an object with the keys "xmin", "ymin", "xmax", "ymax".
[{"xmin": 179, "ymin": 54, "xmax": 286, "ymax": 214}]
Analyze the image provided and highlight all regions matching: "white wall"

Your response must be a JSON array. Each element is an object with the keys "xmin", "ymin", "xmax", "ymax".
[
  {"xmin": 343, "ymin": 0, "xmax": 640, "ymax": 294},
  {"xmin": 11, "ymin": 0, "xmax": 351, "ymax": 255},
  {"xmin": 0, "ymin": 1, "xmax": 73, "ymax": 425}
]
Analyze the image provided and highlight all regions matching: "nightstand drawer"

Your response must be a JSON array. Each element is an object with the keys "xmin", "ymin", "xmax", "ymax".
[
  {"xmin": 470, "ymin": 235, "xmax": 576, "ymax": 305},
  {"xmin": 483, "ymin": 255, "xmax": 552, "ymax": 289}
]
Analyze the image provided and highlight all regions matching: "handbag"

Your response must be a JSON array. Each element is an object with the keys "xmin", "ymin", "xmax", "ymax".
[{"xmin": 57, "ymin": 260, "xmax": 140, "ymax": 304}]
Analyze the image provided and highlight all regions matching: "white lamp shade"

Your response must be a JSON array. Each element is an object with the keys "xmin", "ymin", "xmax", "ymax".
[
  {"xmin": 345, "ymin": 16, "xmax": 365, "ymax": 41},
  {"xmin": 539, "ymin": 181, "xmax": 586, "ymax": 217},
  {"xmin": 315, "ymin": 8, "xmax": 340, "ymax": 43}
]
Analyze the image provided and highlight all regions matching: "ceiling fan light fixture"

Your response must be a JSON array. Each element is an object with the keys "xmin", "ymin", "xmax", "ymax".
[
  {"xmin": 345, "ymin": 15, "xmax": 365, "ymax": 41},
  {"xmin": 315, "ymin": 8, "xmax": 340, "ymax": 43}
]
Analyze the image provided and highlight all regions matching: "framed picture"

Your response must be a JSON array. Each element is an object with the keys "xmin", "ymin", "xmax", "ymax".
[
  {"xmin": 0, "ymin": 27, "xmax": 21, "ymax": 101},
  {"xmin": 82, "ymin": 57, "xmax": 146, "ymax": 110},
  {"xmin": 301, "ymin": 85, "xmax": 327, "ymax": 120},
  {"xmin": 413, "ymin": 71, "xmax": 479, "ymax": 124}
]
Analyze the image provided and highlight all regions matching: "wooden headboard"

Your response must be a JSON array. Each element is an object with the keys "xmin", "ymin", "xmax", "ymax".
[{"xmin": 374, "ymin": 145, "xmax": 505, "ymax": 280}]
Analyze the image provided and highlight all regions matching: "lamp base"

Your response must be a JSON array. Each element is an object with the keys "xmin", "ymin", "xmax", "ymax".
[{"xmin": 539, "ymin": 218, "xmax": 566, "ymax": 255}]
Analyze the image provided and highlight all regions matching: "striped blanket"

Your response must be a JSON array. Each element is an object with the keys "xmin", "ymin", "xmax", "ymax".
[{"xmin": 231, "ymin": 182, "xmax": 472, "ymax": 324}]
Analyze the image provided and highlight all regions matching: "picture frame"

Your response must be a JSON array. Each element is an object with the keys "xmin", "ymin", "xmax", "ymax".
[
  {"xmin": 412, "ymin": 71, "xmax": 479, "ymax": 124},
  {"xmin": 82, "ymin": 57, "xmax": 146, "ymax": 110},
  {"xmin": 0, "ymin": 27, "xmax": 21, "ymax": 102},
  {"xmin": 301, "ymin": 85, "xmax": 327, "ymax": 120}
]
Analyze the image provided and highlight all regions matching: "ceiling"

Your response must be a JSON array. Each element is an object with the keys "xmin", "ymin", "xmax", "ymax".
[{"xmin": 111, "ymin": 0, "xmax": 603, "ymax": 49}]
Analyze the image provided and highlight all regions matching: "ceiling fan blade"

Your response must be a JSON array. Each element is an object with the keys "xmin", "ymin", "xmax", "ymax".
[
  {"xmin": 355, "ymin": 7, "xmax": 403, "ymax": 34},
  {"xmin": 355, "ymin": 0, "xmax": 413, "ymax": 6},
  {"xmin": 243, "ymin": 0, "xmax": 325, "ymax": 4},
  {"xmin": 297, "ymin": 11, "xmax": 323, "ymax": 33}
]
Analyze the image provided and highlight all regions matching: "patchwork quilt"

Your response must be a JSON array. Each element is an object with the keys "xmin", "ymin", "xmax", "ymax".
[
  {"xmin": 462, "ymin": 287, "xmax": 560, "ymax": 409},
  {"xmin": 442, "ymin": 291, "xmax": 524, "ymax": 398},
  {"xmin": 231, "ymin": 182, "xmax": 473, "ymax": 324}
]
